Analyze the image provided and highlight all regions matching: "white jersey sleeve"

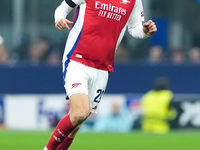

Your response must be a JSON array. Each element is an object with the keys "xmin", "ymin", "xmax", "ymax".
[
  {"xmin": 54, "ymin": 0, "xmax": 85, "ymax": 23},
  {"xmin": 0, "ymin": 35, "xmax": 4, "ymax": 45},
  {"xmin": 127, "ymin": 0, "xmax": 148, "ymax": 39}
]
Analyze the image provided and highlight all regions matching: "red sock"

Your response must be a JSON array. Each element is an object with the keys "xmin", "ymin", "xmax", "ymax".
[
  {"xmin": 56, "ymin": 136, "xmax": 75, "ymax": 150},
  {"xmin": 46, "ymin": 114, "xmax": 76, "ymax": 150}
]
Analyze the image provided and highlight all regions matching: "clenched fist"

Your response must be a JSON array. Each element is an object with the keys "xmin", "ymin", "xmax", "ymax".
[
  {"xmin": 55, "ymin": 18, "xmax": 73, "ymax": 31},
  {"xmin": 143, "ymin": 20, "xmax": 157, "ymax": 36}
]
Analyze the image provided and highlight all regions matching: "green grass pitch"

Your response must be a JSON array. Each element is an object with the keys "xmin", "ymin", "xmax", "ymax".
[{"xmin": 0, "ymin": 130, "xmax": 199, "ymax": 150}]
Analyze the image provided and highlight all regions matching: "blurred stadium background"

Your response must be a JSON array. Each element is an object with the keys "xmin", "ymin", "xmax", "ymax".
[{"xmin": 0, "ymin": 0, "xmax": 200, "ymax": 149}]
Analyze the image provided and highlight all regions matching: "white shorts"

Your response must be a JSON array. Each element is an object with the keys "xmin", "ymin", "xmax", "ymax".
[{"xmin": 63, "ymin": 60, "xmax": 109, "ymax": 113}]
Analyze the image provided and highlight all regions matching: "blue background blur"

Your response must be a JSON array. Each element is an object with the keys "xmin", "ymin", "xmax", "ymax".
[{"xmin": 1, "ymin": 63, "xmax": 200, "ymax": 94}]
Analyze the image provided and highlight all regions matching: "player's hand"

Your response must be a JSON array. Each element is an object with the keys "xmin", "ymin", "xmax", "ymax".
[
  {"xmin": 55, "ymin": 18, "xmax": 73, "ymax": 31},
  {"xmin": 143, "ymin": 20, "xmax": 157, "ymax": 36}
]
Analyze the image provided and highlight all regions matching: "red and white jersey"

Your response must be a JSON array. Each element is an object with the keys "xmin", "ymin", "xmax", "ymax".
[{"xmin": 63, "ymin": 0, "xmax": 144, "ymax": 71}]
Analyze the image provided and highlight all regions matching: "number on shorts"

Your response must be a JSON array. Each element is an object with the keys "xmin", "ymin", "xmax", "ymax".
[{"xmin": 94, "ymin": 89, "xmax": 105, "ymax": 103}]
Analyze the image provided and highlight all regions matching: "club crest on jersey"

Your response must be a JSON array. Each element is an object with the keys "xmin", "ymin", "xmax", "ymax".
[
  {"xmin": 120, "ymin": 0, "xmax": 130, "ymax": 5},
  {"xmin": 71, "ymin": 83, "xmax": 82, "ymax": 89}
]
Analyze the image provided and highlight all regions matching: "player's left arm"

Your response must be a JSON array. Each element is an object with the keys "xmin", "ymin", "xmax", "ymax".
[
  {"xmin": 143, "ymin": 20, "xmax": 157, "ymax": 36},
  {"xmin": 127, "ymin": 0, "xmax": 157, "ymax": 39}
]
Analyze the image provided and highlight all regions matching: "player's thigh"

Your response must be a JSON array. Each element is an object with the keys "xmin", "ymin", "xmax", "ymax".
[
  {"xmin": 69, "ymin": 93, "xmax": 91, "ymax": 126},
  {"xmin": 69, "ymin": 93, "xmax": 90, "ymax": 114}
]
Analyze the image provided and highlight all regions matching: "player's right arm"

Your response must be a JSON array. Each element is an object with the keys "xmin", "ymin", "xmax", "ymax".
[{"xmin": 55, "ymin": 0, "xmax": 81, "ymax": 30}]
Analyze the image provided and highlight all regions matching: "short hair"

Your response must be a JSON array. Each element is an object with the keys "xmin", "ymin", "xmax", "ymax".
[{"xmin": 154, "ymin": 77, "xmax": 169, "ymax": 91}]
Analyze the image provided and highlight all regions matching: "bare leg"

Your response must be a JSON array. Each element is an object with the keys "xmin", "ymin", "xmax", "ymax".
[
  {"xmin": 69, "ymin": 93, "xmax": 91, "ymax": 126},
  {"xmin": 46, "ymin": 93, "xmax": 91, "ymax": 150}
]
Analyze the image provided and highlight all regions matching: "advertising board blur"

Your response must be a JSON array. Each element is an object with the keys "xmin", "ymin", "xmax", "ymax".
[
  {"xmin": 3, "ymin": 94, "xmax": 67, "ymax": 130},
  {"xmin": 0, "ymin": 94, "xmax": 199, "ymax": 130},
  {"xmin": 126, "ymin": 94, "xmax": 200, "ymax": 129},
  {"xmin": 170, "ymin": 95, "xmax": 200, "ymax": 129},
  {"xmin": 0, "ymin": 96, "xmax": 4, "ymax": 125}
]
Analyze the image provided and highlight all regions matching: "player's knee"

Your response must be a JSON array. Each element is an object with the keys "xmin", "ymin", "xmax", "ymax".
[
  {"xmin": 75, "ymin": 110, "xmax": 90, "ymax": 122},
  {"xmin": 71, "ymin": 110, "xmax": 90, "ymax": 125}
]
